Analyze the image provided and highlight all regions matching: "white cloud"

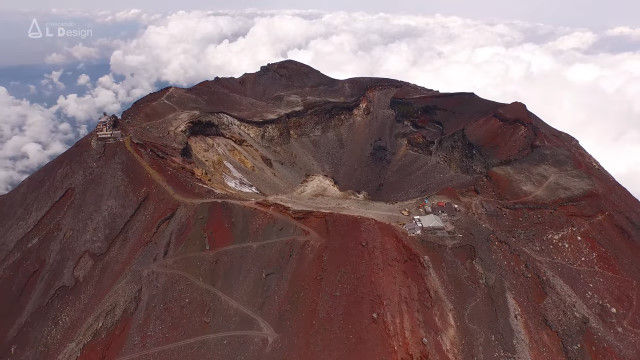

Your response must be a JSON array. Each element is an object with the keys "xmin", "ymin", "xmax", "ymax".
[
  {"xmin": 0, "ymin": 87, "xmax": 75, "ymax": 193},
  {"xmin": 548, "ymin": 31, "xmax": 598, "ymax": 50},
  {"xmin": 108, "ymin": 11, "xmax": 258, "ymax": 85},
  {"xmin": 67, "ymin": 44, "xmax": 100, "ymax": 61},
  {"xmin": 44, "ymin": 44, "xmax": 101, "ymax": 64},
  {"xmin": 56, "ymin": 75, "xmax": 123, "ymax": 122},
  {"xmin": 2, "ymin": 10, "xmax": 640, "ymax": 198},
  {"xmin": 44, "ymin": 52, "xmax": 68, "ymax": 65},
  {"xmin": 76, "ymin": 74, "xmax": 91, "ymax": 87},
  {"xmin": 42, "ymin": 69, "xmax": 65, "ymax": 90},
  {"xmin": 606, "ymin": 26, "xmax": 640, "ymax": 40},
  {"xmin": 98, "ymin": 9, "xmax": 163, "ymax": 24}
]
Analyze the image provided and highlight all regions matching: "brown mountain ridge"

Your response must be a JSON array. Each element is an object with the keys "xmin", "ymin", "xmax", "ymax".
[{"xmin": 1, "ymin": 60, "xmax": 639, "ymax": 359}]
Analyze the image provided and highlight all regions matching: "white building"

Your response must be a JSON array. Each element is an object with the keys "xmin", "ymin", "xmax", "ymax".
[{"xmin": 415, "ymin": 214, "xmax": 445, "ymax": 230}]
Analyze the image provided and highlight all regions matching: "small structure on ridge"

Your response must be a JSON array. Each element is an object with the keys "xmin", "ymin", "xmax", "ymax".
[
  {"xmin": 95, "ymin": 113, "xmax": 122, "ymax": 141},
  {"xmin": 404, "ymin": 214, "xmax": 446, "ymax": 235}
]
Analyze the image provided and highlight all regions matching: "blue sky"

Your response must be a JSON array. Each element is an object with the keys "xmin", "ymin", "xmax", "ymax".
[
  {"xmin": 0, "ymin": 5, "xmax": 639, "ymax": 197},
  {"xmin": 2, "ymin": 0, "xmax": 639, "ymax": 29}
]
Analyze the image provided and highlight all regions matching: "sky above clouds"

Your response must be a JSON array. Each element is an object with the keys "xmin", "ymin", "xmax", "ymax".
[
  {"xmin": 1, "ymin": 0, "xmax": 639, "ymax": 29},
  {"xmin": 0, "ymin": 9, "xmax": 639, "ymax": 198}
]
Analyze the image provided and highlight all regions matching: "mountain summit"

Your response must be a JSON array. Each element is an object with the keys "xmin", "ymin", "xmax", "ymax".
[{"xmin": 1, "ymin": 60, "xmax": 639, "ymax": 359}]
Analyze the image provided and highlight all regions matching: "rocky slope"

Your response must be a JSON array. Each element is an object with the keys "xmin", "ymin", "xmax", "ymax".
[{"xmin": 1, "ymin": 60, "xmax": 639, "ymax": 360}]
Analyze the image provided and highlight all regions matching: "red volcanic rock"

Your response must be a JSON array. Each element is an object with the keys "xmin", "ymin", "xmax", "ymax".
[
  {"xmin": 1, "ymin": 60, "xmax": 639, "ymax": 360},
  {"xmin": 464, "ymin": 102, "xmax": 535, "ymax": 163}
]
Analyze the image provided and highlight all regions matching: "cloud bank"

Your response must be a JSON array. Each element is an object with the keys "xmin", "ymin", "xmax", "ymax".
[
  {"xmin": 0, "ymin": 87, "xmax": 75, "ymax": 192},
  {"xmin": 1, "ymin": 10, "xmax": 639, "ymax": 197}
]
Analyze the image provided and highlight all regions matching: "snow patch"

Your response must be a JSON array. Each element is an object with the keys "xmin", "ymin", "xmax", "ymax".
[{"xmin": 223, "ymin": 161, "xmax": 258, "ymax": 193}]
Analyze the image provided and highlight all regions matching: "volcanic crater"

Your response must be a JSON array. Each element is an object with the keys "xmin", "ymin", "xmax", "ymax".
[{"xmin": 1, "ymin": 60, "xmax": 639, "ymax": 360}]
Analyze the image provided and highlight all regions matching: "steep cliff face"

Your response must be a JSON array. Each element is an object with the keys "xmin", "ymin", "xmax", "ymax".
[{"xmin": 1, "ymin": 60, "xmax": 639, "ymax": 360}]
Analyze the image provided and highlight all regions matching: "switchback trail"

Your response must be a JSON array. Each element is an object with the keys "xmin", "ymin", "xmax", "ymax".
[
  {"xmin": 123, "ymin": 137, "xmax": 322, "ymax": 241},
  {"xmin": 149, "ymin": 266, "xmax": 278, "ymax": 339},
  {"xmin": 110, "ymin": 137, "xmax": 311, "ymax": 360},
  {"xmin": 116, "ymin": 331, "xmax": 270, "ymax": 360}
]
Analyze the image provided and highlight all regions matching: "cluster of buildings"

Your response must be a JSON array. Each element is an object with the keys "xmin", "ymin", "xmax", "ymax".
[
  {"xmin": 95, "ymin": 113, "xmax": 122, "ymax": 141},
  {"xmin": 403, "ymin": 199, "xmax": 458, "ymax": 236}
]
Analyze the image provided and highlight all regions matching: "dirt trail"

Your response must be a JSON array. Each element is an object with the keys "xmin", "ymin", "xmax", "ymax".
[
  {"xmin": 268, "ymin": 194, "xmax": 410, "ymax": 226},
  {"xmin": 508, "ymin": 174, "xmax": 558, "ymax": 203},
  {"xmin": 149, "ymin": 266, "xmax": 277, "ymax": 339},
  {"xmin": 115, "ymin": 137, "xmax": 327, "ymax": 358},
  {"xmin": 157, "ymin": 235, "xmax": 309, "ymax": 266},
  {"xmin": 160, "ymin": 88, "xmax": 180, "ymax": 112},
  {"xmin": 116, "ymin": 330, "xmax": 270, "ymax": 360},
  {"xmin": 125, "ymin": 136, "xmax": 418, "ymax": 232},
  {"xmin": 123, "ymin": 137, "xmax": 321, "ymax": 239},
  {"xmin": 124, "ymin": 137, "xmax": 206, "ymax": 204}
]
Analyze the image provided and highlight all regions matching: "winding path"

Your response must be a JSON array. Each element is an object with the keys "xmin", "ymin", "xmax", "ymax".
[
  {"xmin": 111, "ymin": 137, "xmax": 325, "ymax": 359},
  {"xmin": 149, "ymin": 266, "xmax": 277, "ymax": 339},
  {"xmin": 116, "ymin": 331, "xmax": 270, "ymax": 360},
  {"xmin": 123, "ymin": 137, "xmax": 321, "ymax": 240},
  {"xmin": 157, "ymin": 235, "xmax": 309, "ymax": 266}
]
